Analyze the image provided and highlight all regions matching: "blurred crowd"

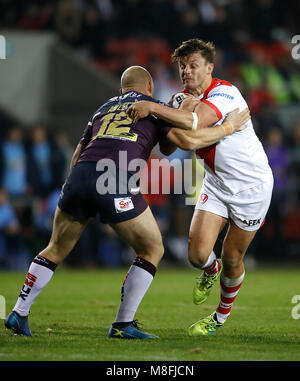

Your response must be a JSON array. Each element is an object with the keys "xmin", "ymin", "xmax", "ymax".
[{"xmin": 0, "ymin": 0, "xmax": 299, "ymax": 268}]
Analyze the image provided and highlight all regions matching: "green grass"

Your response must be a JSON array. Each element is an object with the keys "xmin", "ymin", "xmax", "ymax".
[{"xmin": 1, "ymin": 266, "xmax": 300, "ymax": 361}]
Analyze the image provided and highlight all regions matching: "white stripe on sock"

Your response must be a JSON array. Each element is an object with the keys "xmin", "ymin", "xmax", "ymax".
[{"xmin": 221, "ymin": 271, "xmax": 245, "ymax": 287}]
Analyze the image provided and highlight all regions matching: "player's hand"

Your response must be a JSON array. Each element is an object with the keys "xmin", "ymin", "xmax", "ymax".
[
  {"xmin": 225, "ymin": 108, "xmax": 250, "ymax": 132},
  {"xmin": 126, "ymin": 100, "xmax": 153, "ymax": 124},
  {"xmin": 180, "ymin": 96, "xmax": 200, "ymax": 111}
]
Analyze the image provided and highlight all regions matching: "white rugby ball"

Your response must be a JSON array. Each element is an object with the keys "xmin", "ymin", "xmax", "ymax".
[{"xmin": 170, "ymin": 92, "xmax": 188, "ymax": 109}]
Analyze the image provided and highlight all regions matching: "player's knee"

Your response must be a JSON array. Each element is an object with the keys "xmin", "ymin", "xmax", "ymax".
[
  {"xmin": 188, "ymin": 239, "xmax": 210, "ymax": 268},
  {"xmin": 137, "ymin": 237, "xmax": 164, "ymax": 264},
  {"xmin": 147, "ymin": 239, "xmax": 164, "ymax": 260},
  {"xmin": 154, "ymin": 239, "xmax": 165, "ymax": 261}
]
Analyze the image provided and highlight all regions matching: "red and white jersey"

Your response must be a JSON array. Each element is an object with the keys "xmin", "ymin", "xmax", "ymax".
[{"xmin": 184, "ymin": 78, "xmax": 273, "ymax": 195}]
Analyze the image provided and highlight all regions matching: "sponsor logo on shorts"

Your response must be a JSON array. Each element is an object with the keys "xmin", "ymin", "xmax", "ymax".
[
  {"xmin": 199, "ymin": 193, "xmax": 208, "ymax": 204},
  {"xmin": 114, "ymin": 197, "xmax": 134, "ymax": 213},
  {"xmin": 242, "ymin": 218, "xmax": 261, "ymax": 227}
]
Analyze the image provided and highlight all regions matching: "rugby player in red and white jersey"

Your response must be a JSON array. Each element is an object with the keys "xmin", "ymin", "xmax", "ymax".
[
  {"xmin": 127, "ymin": 39, "xmax": 274, "ymax": 336},
  {"xmin": 4, "ymin": 65, "xmax": 249, "ymax": 339}
]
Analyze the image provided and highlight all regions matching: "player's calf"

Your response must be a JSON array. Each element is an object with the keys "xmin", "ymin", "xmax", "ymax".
[{"xmin": 215, "ymin": 271, "xmax": 245, "ymax": 323}]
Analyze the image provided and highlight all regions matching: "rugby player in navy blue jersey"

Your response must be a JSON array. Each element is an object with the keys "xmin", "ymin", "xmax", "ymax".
[{"xmin": 5, "ymin": 66, "xmax": 249, "ymax": 339}]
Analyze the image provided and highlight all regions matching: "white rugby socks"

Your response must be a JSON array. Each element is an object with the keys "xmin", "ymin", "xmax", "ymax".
[
  {"xmin": 13, "ymin": 256, "xmax": 57, "ymax": 317},
  {"xmin": 114, "ymin": 256, "xmax": 156, "ymax": 323},
  {"xmin": 201, "ymin": 251, "xmax": 221, "ymax": 277}
]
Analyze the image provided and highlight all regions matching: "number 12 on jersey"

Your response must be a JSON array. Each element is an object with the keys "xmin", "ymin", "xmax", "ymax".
[{"xmin": 92, "ymin": 111, "xmax": 138, "ymax": 142}]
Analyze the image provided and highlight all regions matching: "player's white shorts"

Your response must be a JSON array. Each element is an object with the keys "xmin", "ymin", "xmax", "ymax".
[{"xmin": 195, "ymin": 174, "xmax": 274, "ymax": 231}]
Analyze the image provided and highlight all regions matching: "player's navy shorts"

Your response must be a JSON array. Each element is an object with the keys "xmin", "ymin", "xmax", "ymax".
[{"xmin": 58, "ymin": 161, "xmax": 148, "ymax": 224}]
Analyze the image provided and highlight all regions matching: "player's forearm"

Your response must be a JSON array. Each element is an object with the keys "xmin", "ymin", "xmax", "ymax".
[
  {"xmin": 169, "ymin": 122, "xmax": 232, "ymax": 150},
  {"xmin": 150, "ymin": 102, "xmax": 194, "ymax": 130}
]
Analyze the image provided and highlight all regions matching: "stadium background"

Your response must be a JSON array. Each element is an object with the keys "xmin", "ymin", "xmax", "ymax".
[{"xmin": 0, "ymin": 0, "xmax": 299, "ymax": 271}]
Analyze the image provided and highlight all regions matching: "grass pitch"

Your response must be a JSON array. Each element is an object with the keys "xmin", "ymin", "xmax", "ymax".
[{"xmin": 1, "ymin": 266, "xmax": 300, "ymax": 361}]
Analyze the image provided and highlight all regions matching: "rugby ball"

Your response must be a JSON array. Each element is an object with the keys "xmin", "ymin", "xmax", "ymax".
[{"xmin": 170, "ymin": 92, "xmax": 188, "ymax": 109}]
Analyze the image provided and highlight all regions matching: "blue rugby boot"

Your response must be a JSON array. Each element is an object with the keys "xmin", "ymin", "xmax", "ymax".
[
  {"xmin": 108, "ymin": 320, "xmax": 158, "ymax": 339},
  {"xmin": 4, "ymin": 311, "xmax": 32, "ymax": 336}
]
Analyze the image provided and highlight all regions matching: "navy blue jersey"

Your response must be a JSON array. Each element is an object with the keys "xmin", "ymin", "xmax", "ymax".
[{"xmin": 78, "ymin": 91, "xmax": 172, "ymax": 165}]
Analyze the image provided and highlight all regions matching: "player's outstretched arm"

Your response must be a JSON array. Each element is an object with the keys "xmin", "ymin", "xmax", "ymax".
[
  {"xmin": 127, "ymin": 100, "xmax": 195, "ymax": 130},
  {"xmin": 127, "ymin": 99, "xmax": 220, "ymax": 130},
  {"xmin": 167, "ymin": 108, "xmax": 250, "ymax": 150}
]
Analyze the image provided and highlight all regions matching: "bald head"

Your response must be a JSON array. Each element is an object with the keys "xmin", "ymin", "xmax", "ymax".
[{"xmin": 120, "ymin": 66, "xmax": 154, "ymax": 96}]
